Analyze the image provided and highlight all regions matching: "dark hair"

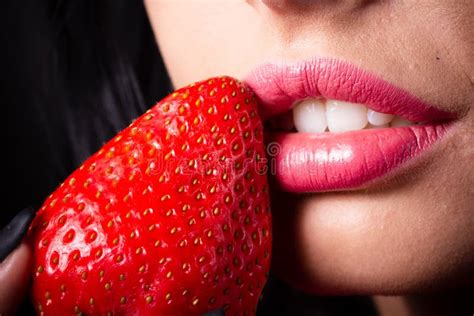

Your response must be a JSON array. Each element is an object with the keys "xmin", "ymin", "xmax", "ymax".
[{"xmin": 3, "ymin": 0, "xmax": 171, "ymax": 227}]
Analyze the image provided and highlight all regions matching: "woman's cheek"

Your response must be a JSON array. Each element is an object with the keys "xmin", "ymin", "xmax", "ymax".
[{"xmin": 145, "ymin": 0, "xmax": 264, "ymax": 88}]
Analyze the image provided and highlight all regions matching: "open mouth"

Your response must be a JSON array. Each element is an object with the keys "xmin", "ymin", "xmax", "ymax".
[
  {"xmin": 245, "ymin": 58, "xmax": 456, "ymax": 192},
  {"xmin": 267, "ymin": 97, "xmax": 421, "ymax": 133}
]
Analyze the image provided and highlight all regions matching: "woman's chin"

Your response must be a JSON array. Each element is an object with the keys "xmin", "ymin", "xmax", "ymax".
[{"xmin": 269, "ymin": 189, "xmax": 474, "ymax": 296}]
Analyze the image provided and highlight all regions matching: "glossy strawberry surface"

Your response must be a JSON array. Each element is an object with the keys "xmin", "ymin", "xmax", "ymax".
[{"xmin": 30, "ymin": 77, "xmax": 271, "ymax": 316}]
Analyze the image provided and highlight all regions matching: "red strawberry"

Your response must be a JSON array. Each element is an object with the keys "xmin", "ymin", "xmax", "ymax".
[{"xmin": 29, "ymin": 77, "xmax": 271, "ymax": 316}]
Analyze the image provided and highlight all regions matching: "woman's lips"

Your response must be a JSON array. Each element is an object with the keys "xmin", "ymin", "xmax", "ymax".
[
  {"xmin": 266, "ymin": 126, "xmax": 448, "ymax": 192},
  {"xmin": 245, "ymin": 58, "xmax": 456, "ymax": 192}
]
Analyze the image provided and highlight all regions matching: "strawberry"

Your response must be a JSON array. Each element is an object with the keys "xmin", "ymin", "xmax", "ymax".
[{"xmin": 29, "ymin": 76, "xmax": 271, "ymax": 316}]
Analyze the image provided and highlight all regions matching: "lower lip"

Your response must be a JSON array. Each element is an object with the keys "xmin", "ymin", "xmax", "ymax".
[{"xmin": 265, "ymin": 124, "xmax": 450, "ymax": 192}]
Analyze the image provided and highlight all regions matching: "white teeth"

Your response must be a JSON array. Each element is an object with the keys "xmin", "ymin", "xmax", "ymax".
[
  {"xmin": 293, "ymin": 99, "xmax": 327, "ymax": 133},
  {"xmin": 326, "ymin": 100, "xmax": 368, "ymax": 133},
  {"xmin": 390, "ymin": 117, "xmax": 414, "ymax": 127},
  {"xmin": 367, "ymin": 109, "xmax": 394, "ymax": 126},
  {"xmin": 277, "ymin": 98, "xmax": 417, "ymax": 134}
]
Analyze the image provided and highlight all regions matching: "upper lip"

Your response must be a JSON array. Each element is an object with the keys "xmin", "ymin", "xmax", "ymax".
[{"xmin": 244, "ymin": 57, "xmax": 456, "ymax": 123}]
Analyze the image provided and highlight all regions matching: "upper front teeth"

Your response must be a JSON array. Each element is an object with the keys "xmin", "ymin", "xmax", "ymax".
[
  {"xmin": 292, "ymin": 99, "xmax": 327, "ymax": 133},
  {"xmin": 326, "ymin": 100, "xmax": 368, "ymax": 133},
  {"xmin": 292, "ymin": 98, "xmax": 415, "ymax": 133}
]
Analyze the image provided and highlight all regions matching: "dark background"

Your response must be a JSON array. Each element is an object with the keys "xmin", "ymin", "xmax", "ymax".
[{"xmin": 1, "ymin": 1, "xmax": 376, "ymax": 314}]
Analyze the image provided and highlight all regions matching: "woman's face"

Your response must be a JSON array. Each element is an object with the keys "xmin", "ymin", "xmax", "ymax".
[{"xmin": 144, "ymin": 0, "xmax": 474, "ymax": 295}]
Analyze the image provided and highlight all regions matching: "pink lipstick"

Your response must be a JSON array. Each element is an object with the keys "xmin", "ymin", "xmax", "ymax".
[{"xmin": 245, "ymin": 58, "xmax": 455, "ymax": 192}]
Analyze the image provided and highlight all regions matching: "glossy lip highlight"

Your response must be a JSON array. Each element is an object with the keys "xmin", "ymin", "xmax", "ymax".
[
  {"xmin": 245, "ymin": 58, "xmax": 456, "ymax": 192},
  {"xmin": 265, "ymin": 125, "xmax": 450, "ymax": 192}
]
